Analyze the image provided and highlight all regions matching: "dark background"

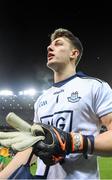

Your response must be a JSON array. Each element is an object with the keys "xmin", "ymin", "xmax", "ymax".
[{"xmin": 0, "ymin": 1, "xmax": 112, "ymax": 93}]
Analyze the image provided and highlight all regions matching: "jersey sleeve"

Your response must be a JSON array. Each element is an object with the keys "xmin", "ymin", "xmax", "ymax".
[
  {"xmin": 94, "ymin": 81, "xmax": 112, "ymax": 117},
  {"xmin": 33, "ymin": 97, "xmax": 41, "ymax": 123}
]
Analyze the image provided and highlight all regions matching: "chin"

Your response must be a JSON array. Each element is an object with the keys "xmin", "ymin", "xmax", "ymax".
[{"xmin": 47, "ymin": 61, "xmax": 58, "ymax": 71}]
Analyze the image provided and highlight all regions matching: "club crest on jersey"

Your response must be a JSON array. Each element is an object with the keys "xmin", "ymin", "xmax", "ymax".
[{"xmin": 67, "ymin": 91, "xmax": 81, "ymax": 103}]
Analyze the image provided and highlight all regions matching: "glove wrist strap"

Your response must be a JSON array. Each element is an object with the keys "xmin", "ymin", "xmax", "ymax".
[
  {"xmin": 70, "ymin": 132, "xmax": 94, "ymax": 158},
  {"xmin": 70, "ymin": 132, "xmax": 83, "ymax": 152}
]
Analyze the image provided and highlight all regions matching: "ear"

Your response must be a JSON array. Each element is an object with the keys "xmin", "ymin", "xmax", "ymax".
[{"xmin": 70, "ymin": 49, "xmax": 79, "ymax": 60}]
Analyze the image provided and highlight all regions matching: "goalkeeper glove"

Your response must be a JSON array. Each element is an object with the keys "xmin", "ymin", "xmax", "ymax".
[
  {"xmin": 0, "ymin": 112, "xmax": 45, "ymax": 152},
  {"xmin": 0, "ymin": 131, "xmax": 45, "ymax": 152},
  {"xmin": 33, "ymin": 123, "xmax": 94, "ymax": 166}
]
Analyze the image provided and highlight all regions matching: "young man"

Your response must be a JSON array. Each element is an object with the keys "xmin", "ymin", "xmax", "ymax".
[
  {"xmin": 32, "ymin": 28, "xmax": 112, "ymax": 179},
  {"xmin": 0, "ymin": 28, "xmax": 112, "ymax": 179}
]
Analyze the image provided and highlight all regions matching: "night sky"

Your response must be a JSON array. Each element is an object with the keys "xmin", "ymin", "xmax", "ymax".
[{"xmin": 0, "ymin": 1, "xmax": 112, "ymax": 93}]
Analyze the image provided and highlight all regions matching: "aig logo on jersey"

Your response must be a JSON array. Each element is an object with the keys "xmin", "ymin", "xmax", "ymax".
[
  {"xmin": 67, "ymin": 91, "xmax": 81, "ymax": 103},
  {"xmin": 40, "ymin": 110, "xmax": 73, "ymax": 131}
]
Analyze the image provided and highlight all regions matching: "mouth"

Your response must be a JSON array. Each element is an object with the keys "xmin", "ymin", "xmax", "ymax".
[{"xmin": 47, "ymin": 53, "xmax": 55, "ymax": 61}]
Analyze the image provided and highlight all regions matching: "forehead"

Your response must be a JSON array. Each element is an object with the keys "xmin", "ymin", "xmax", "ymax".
[{"xmin": 51, "ymin": 37, "xmax": 71, "ymax": 45}]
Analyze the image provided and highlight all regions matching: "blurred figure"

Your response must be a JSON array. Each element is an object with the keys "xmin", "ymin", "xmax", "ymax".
[{"xmin": 0, "ymin": 146, "xmax": 10, "ymax": 171}]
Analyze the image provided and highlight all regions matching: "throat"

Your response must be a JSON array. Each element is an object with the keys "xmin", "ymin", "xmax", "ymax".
[{"xmin": 54, "ymin": 71, "xmax": 76, "ymax": 83}]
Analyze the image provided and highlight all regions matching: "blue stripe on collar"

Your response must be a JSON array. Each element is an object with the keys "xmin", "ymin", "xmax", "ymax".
[{"xmin": 53, "ymin": 71, "xmax": 87, "ymax": 87}]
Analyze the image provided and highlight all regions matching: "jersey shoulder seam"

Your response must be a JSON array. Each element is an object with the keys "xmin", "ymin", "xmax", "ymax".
[{"xmin": 79, "ymin": 76, "xmax": 105, "ymax": 83}]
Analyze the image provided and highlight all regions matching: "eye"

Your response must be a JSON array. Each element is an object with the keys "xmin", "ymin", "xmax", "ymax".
[{"xmin": 55, "ymin": 41, "xmax": 63, "ymax": 46}]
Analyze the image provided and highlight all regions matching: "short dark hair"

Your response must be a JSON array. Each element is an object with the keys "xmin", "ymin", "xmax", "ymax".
[{"xmin": 50, "ymin": 28, "xmax": 83, "ymax": 66}]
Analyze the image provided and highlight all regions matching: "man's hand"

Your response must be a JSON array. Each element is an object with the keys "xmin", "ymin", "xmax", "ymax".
[
  {"xmin": 0, "ymin": 112, "xmax": 45, "ymax": 152},
  {"xmin": 33, "ymin": 124, "xmax": 83, "ymax": 165},
  {"xmin": 0, "ymin": 131, "xmax": 45, "ymax": 152},
  {"xmin": 33, "ymin": 123, "xmax": 95, "ymax": 166}
]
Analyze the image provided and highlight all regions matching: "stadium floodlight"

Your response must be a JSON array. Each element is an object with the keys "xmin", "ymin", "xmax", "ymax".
[
  {"xmin": 18, "ymin": 88, "xmax": 37, "ymax": 96},
  {"xmin": 0, "ymin": 90, "xmax": 14, "ymax": 96}
]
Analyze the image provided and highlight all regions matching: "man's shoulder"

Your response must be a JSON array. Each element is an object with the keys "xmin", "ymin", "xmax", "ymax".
[{"xmin": 77, "ymin": 71, "xmax": 105, "ymax": 84}]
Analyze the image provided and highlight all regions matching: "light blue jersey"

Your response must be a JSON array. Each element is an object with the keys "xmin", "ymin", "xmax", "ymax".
[{"xmin": 34, "ymin": 72, "xmax": 112, "ymax": 179}]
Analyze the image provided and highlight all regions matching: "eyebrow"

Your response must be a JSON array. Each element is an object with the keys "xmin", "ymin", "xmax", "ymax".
[{"xmin": 54, "ymin": 38, "xmax": 63, "ymax": 43}]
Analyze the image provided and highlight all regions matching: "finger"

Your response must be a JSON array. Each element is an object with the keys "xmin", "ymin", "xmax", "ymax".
[
  {"xmin": 0, "ymin": 133, "xmax": 25, "ymax": 147},
  {"xmin": 0, "ymin": 139, "xmax": 16, "ymax": 147},
  {"xmin": 6, "ymin": 112, "xmax": 31, "ymax": 132},
  {"xmin": 12, "ymin": 135, "xmax": 45, "ymax": 151},
  {"xmin": 0, "ymin": 132, "xmax": 21, "ymax": 139},
  {"xmin": 31, "ymin": 124, "xmax": 45, "ymax": 136}
]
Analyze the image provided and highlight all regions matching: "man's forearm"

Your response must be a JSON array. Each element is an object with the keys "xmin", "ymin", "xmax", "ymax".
[
  {"xmin": 94, "ymin": 130, "xmax": 112, "ymax": 156},
  {"xmin": 0, "ymin": 148, "xmax": 32, "ymax": 178}
]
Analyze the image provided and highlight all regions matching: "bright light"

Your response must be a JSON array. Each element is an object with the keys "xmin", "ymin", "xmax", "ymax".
[
  {"xmin": 19, "ymin": 89, "xmax": 37, "ymax": 96},
  {"xmin": 42, "ymin": 90, "xmax": 47, "ymax": 94},
  {"xmin": 0, "ymin": 90, "xmax": 14, "ymax": 96}
]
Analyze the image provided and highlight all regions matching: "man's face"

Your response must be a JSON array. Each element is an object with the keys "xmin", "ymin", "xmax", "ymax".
[{"xmin": 47, "ymin": 37, "xmax": 74, "ymax": 71}]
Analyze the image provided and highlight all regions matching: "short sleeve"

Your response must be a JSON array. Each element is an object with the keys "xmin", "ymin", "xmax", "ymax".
[{"xmin": 94, "ymin": 82, "xmax": 112, "ymax": 117}]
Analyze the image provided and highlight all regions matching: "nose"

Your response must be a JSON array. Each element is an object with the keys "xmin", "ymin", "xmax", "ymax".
[{"xmin": 47, "ymin": 44, "xmax": 54, "ymax": 52}]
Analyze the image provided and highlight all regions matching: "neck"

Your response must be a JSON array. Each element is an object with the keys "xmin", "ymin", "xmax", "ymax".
[{"xmin": 53, "ymin": 67, "xmax": 76, "ymax": 83}]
